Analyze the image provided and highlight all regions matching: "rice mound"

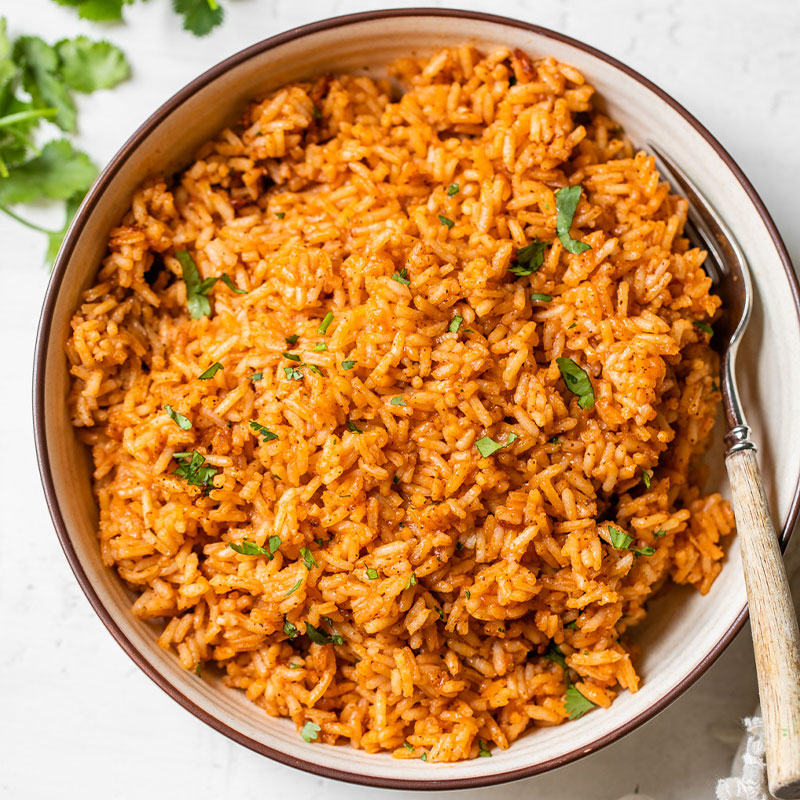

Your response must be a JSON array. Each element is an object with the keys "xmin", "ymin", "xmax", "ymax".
[{"xmin": 67, "ymin": 45, "xmax": 734, "ymax": 762}]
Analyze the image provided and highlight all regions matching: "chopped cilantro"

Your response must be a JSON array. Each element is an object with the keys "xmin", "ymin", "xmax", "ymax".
[
  {"xmin": 447, "ymin": 183, "xmax": 459, "ymax": 196},
  {"xmin": 556, "ymin": 357, "xmax": 595, "ymax": 410},
  {"xmin": 341, "ymin": 359, "xmax": 357, "ymax": 370},
  {"xmin": 475, "ymin": 433, "xmax": 516, "ymax": 457},
  {"xmin": 285, "ymin": 334, "xmax": 299, "ymax": 345},
  {"xmin": 164, "ymin": 404, "xmax": 192, "ymax": 430},
  {"xmin": 172, "ymin": 450, "xmax": 218, "ymax": 492},
  {"xmin": 346, "ymin": 420, "xmax": 362, "ymax": 434},
  {"xmin": 249, "ymin": 421, "xmax": 278, "ymax": 442},
  {"xmin": 608, "ymin": 526, "xmax": 633, "ymax": 550},
  {"xmin": 275, "ymin": 212, "xmax": 285, "ymax": 219},
  {"xmin": 391, "ymin": 268, "xmax": 410, "ymax": 286},
  {"xmin": 449, "ymin": 315, "xmax": 463, "ymax": 333},
  {"xmin": 405, "ymin": 573, "xmax": 417, "ymax": 590},
  {"xmin": 305, "ymin": 621, "xmax": 342, "ymax": 646},
  {"xmin": 288, "ymin": 663, "xmax": 302, "ymax": 669},
  {"xmin": 565, "ymin": 685, "xmax": 596, "ymax": 719},
  {"xmin": 420, "ymin": 753, "xmax": 428, "ymax": 762},
  {"xmin": 220, "ymin": 272, "xmax": 246, "ymax": 294},
  {"xmin": 304, "ymin": 363, "xmax": 322, "ymax": 376},
  {"xmin": 403, "ymin": 741, "xmax": 414, "ymax": 751},
  {"xmin": 313, "ymin": 342, "xmax": 327, "ymax": 352},
  {"xmin": 177, "ymin": 250, "xmax": 217, "ymax": 318},
  {"xmin": 283, "ymin": 351, "xmax": 301, "ymax": 362},
  {"xmin": 465, "ymin": 589, "xmax": 470, "ymax": 599},
  {"xmin": 318, "ymin": 311, "xmax": 334, "ymax": 334},
  {"xmin": 555, "ymin": 186, "xmax": 592, "ymax": 254},
  {"xmin": 632, "ymin": 546, "xmax": 656, "ymax": 556},
  {"xmin": 478, "ymin": 740, "xmax": 492, "ymax": 757},
  {"xmin": 642, "ymin": 470, "xmax": 651, "ymax": 489},
  {"xmin": 530, "ymin": 293, "xmax": 552, "ymax": 302},
  {"xmin": 390, "ymin": 396, "xmax": 407, "ymax": 406},
  {"xmin": 545, "ymin": 642, "xmax": 567, "ymax": 670},
  {"xmin": 250, "ymin": 372, "xmax": 263, "ymax": 381},
  {"xmin": 510, "ymin": 240, "xmax": 547, "ymax": 276},
  {"xmin": 654, "ymin": 529, "xmax": 667, "ymax": 538},
  {"xmin": 194, "ymin": 662, "xmax": 202, "ymax": 677},
  {"xmin": 198, "ymin": 362, "xmax": 223, "ymax": 380},
  {"xmin": 300, "ymin": 547, "xmax": 318, "ymax": 570},
  {"xmin": 300, "ymin": 721, "xmax": 320, "ymax": 742},
  {"xmin": 366, "ymin": 568, "xmax": 379, "ymax": 580},
  {"xmin": 694, "ymin": 320, "xmax": 714, "ymax": 336},
  {"xmin": 438, "ymin": 214, "xmax": 454, "ymax": 228},
  {"xmin": 283, "ymin": 618, "xmax": 299, "ymax": 639},
  {"xmin": 229, "ymin": 538, "xmax": 274, "ymax": 557},
  {"xmin": 434, "ymin": 606, "xmax": 444, "ymax": 620},
  {"xmin": 566, "ymin": 620, "xmax": 578, "ymax": 630},
  {"xmin": 284, "ymin": 366, "xmax": 303, "ymax": 381},
  {"xmin": 172, "ymin": 0, "xmax": 225, "ymax": 36},
  {"xmin": 284, "ymin": 579, "xmax": 303, "ymax": 597}
]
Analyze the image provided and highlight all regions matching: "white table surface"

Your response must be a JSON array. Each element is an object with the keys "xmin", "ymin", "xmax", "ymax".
[{"xmin": 1, "ymin": 1, "xmax": 798, "ymax": 798}]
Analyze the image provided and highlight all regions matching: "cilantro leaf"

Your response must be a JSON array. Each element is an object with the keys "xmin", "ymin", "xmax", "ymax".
[
  {"xmin": 55, "ymin": 37, "xmax": 130, "ymax": 92},
  {"xmin": 305, "ymin": 622, "xmax": 341, "ymax": 646},
  {"xmin": 447, "ymin": 183, "xmax": 459, "ymax": 196},
  {"xmin": 0, "ymin": 139, "xmax": 95, "ymax": 204},
  {"xmin": 555, "ymin": 357, "xmax": 595, "ymax": 410},
  {"xmin": 341, "ymin": 359, "xmax": 357, "ymax": 370},
  {"xmin": 172, "ymin": 0, "xmax": 225, "ymax": 37},
  {"xmin": 510, "ymin": 240, "xmax": 547, "ymax": 276},
  {"xmin": 284, "ymin": 579, "xmax": 303, "ymax": 597},
  {"xmin": 164, "ymin": 404, "xmax": 192, "ymax": 430},
  {"xmin": 390, "ymin": 396, "xmax": 407, "ymax": 406},
  {"xmin": 632, "ymin": 545, "xmax": 656, "ymax": 556},
  {"xmin": 283, "ymin": 617, "xmax": 299, "ymax": 639},
  {"xmin": 405, "ymin": 573, "xmax": 417, "ymax": 589},
  {"xmin": 366, "ymin": 568, "xmax": 379, "ymax": 580},
  {"xmin": 300, "ymin": 721, "xmax": 320, "ymax": 742},
  {"xmin": 530, "ymin": 293, "xmax": 552, "ymax": 302},
  {"xmin": 642, "ymin": 469, "xmax": 651, "ymax": 489},
  {"xmin": 198, "ymin": 362, "xmax": 223, "ymax": 380},
  {"xmin": 555, "ymin": 186, "xmax": 591, "ymax": 255},
  {"xmin": 172, "ymin": 450, "xmax": 218, "ymax": 492},
  {"xmin": 229, "ymin": 536, "xmax": 281, "ymax": 558},
  {"xmin": 300, "ymin": 547, "xmax": 317, "ymax": 570},
  {"xmin": 51, "ymin": 0, "xmax": 131, "ymax": 21},
  {"xmin": 694, "ymin": 320, "xmax": 713, "ymax": 336},
  {"xmin": 478, "ymin": 740, "xmax": 492, "ymax": 757},
  {"xmin": 346, "ymin": 420, "xmax": 362, "ymax": 434},
  {"xmin": 391, "ymin": 268, "xmax": 410, "ymax": 285},
  {"xmin": 318, "ymin": 312, "xmax": 334, "ymax": 334},
  {"xmin": 45, "ymin": 190, "xmax": 83, "ymax": 264},
  {"xmin": 438, "ymin": 214, "xmax": 454, "ymax": 228},
  {"xmin": 13, "ymin": 36, "xmax": 76, "ymax": 132},
  {"xmin": 220, "ymin": 272, "xmax": 246, "ymax": 294},
  {"xmin": 608, "ymin": 526, "xmax": 633, "ymax": 550},
  {"xmin": 176, "ymin": 250, "xmax": 216, "ymax": 318},
  {"xmin": 475, "ymin": 433, "xmax": 516, "ymax": 458},
  {"xmin": 249, "ymin": 421, "xmax": 278, "ymax": 442},
  {"xmin": 565, "ymin": 685, "xmax": 596, "ymax": 719},
  {"xmin": 545, "ymin": 642, "xmax": 567, "ymax": 670},
  {"xmin": 449, "ymin": 315, "xmax": 463, "ymax": 333}
]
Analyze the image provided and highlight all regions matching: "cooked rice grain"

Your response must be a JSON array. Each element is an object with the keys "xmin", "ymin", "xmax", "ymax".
[{"xmin": 67, "ymin": 45, "xmax": 734, "ymax": 761}]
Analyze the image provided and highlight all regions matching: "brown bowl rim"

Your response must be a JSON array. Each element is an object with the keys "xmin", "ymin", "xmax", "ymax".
[{"xmin": 33, "ymin": 7, "xmax": 800, "ymax": 791}]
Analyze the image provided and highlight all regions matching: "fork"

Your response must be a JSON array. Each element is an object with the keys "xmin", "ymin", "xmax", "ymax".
[{"xmin": 649, "ymin": 143, "xmax": 800, "ymax": 799}]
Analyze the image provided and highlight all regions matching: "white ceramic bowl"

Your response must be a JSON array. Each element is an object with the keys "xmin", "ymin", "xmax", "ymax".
[{"xmin": 34, "ymin": 9, "xmax": 800, "ymax": 790}]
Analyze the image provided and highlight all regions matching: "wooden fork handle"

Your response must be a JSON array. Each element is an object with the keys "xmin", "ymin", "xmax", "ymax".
[{"xmin": 726, "ymin": 445, "xmax": 800, "ymax": 798}]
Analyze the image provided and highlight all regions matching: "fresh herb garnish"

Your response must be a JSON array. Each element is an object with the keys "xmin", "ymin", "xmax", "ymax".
[
  {"xmin": 478, "ymin": 740, "xmax": 492, "ymax": 758},
  {"xmin": 403, "ymin": 741, "xmax": 414, "ymax": 751},
  {"xmin": 172, "ymin": 450, "xmax": 218, "ymax": 491},
  {"xmin": 449, "ymin": 315, "xmax": 463, "ymax": 333},
  {"xmin": 475, "ymin": 432, "xmax": 517, "ymax": 458},
  {"xmin": 275, "ymin": 212, "xmax": 285, "ymax": 219},
  {"xmin": 283, "ymin": 351, "xmax": 301, "ymax": 362},
  {"xmin": 304, "ymin": 363, "xmax": 322, "ymax": 376},
  {"xmin": 300, "ymin": 547, "xmax": 317, "ymax": 570},
  {"xmin": 434, "ymin": 606, "xmax": 444, "ymax": 620},
  {"xmin": 447, "ymin": 183, "xmax": 459, "ymax": 196},
  {"xmin": 556, "ymin": 357, "xmax": 595, "ymax": 410},
  {"xmin": 642, "ymin": 470, "xmax": 651, "ymax": 489},
  {"xmin": 318, "ymin": 311, "xmax": 334, "ymax": 334},
  {"xmin": 632, "ymin": 546, "xmax": 656, "ymax": 556},
  {"xmin": 250, "ymin": 372, "xmax": 263, "ymax": 381},
  {"xmin": 0, "ymin": 24, "xmax": 130, "ymax": 264},
  {"xmin": 391, "ymin": 268, "xmax": 410, "ymax": 286},
  {"xmin": 300, "ymin": 721, "xmax": 320, "ymax": 742},
  {"xmin": 284, "ymin": 366, "xmax": 303, "ymax": 381},
  {"xmin": 608, "ymin": 526, "xmax": 633, "ymax": 550},
  {"xmin": 284, "ymin": 579, "xmax": 303, "ymax": 597},
  {"xmin": 284, "ymin": 334, "xmax": 299, "ymax": 345},
  {"xmin": 249, "ymin": 421, "xmax": 278, "ymax": 442},
  {"xmin": 420, "ymin": 753, "xmax": 428, "ymax": 762},
  {"xmin": 176, "ymin": 250, "xmax": 217, "ymax": 318},
  {"xmin": 530, "ymin": 293, "xmax": 553, "ymax": 302},
  {"xmin": 510, "ymin": 240, "xmax": 547, "ymax": 276},
  {"xmin": 220, "ymin": 272, "xmax": 246, "ymax": 294},
  {"xmin": 229, "ymin": 536, "xmax": 281, "ymax": 558},
  {"xmin": 555, "ymin": 186, "xmax": 591, "ymax": 254},
  {"xmin": 366, "ymin": 568, "xmax": 379, "ymax": 580},
  {"xmin": 438, "ymin": 214, "xmax": 454, "ymax": 228},
  {"xmin": 164, "ymin": 404, "xmax": 192, "ymax": 430},
  {"xmin": 288, "ymin": 663, "xmax": 302, "ymax": 669},
  {"xmin": 565, "ymin": 685, "xmax": 596, "ymax": 719},
  {"xmin": 654, "ymin": 529, "xmax": 667, "ymax": 538},
  {"xmin": 545, "ymin": 642, "xmax": 567, "ymax": 670},
  {"xmin": 566, "ymin": 620, "xmax": 579, "ymax": 630},
  {"xmin": 283, "ymin": 618, "xmax": 299, "ymax": 639},
  {"xmin": 305, "ymin": 621, "xmax": 342, "ymax": 646},
  {"xmin": 405, "ymin": 574, "xmax": 417, "ymax": 589},
  {"xmin": 341, "ymin": 359, "xmax": 357, "ymax": 370},
  {"xmin": 465, "ymin": 589, "xmax": 470, "ymax": 599},
  {"xmin": 313, "ymin": 342, "xmax": 327, "ymax": 352},
  {"xmin": 390, "ymin": 396, "xmax": 407, "ymax": 406},
  {"xmin": 346, "ymin": 420, "xmax": 362, "ymax": 434},
  {"xmin": 198, "ymin": 362, "xmax": 223, "ymax": 380},
  {"xmin": 194, "ymin": 662, "xmax": 202, "ymax": 677},
  {"xmin": 694, "ymin": 320, "xmax": 714, "ymax": 336}
]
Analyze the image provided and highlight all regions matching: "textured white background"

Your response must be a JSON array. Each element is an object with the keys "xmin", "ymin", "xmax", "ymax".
[{"xmin": 1, "ymin": 1, "xmax": 799, "ymax": 798}]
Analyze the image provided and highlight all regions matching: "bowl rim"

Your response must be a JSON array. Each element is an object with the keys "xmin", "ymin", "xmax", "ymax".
[{"xmin": 32, "ymin": 7, "xmax": 800, "ymax": 791}]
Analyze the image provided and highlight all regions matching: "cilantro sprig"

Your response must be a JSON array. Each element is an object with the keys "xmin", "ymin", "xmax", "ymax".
[{"xmin": 0, "ymin": 20, "xmax": 129, "ymax": 265}]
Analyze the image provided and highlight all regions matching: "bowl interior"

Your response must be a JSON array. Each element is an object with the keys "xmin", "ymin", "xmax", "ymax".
[{"xmin": 36, "ymin": 11, "xmax": 800, "ymax": 789}]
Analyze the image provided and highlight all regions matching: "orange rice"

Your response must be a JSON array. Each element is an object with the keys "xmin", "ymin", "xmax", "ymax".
[{"xmin": 66, "ymin": 45, "xmax": 735, "ymax": 762}]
